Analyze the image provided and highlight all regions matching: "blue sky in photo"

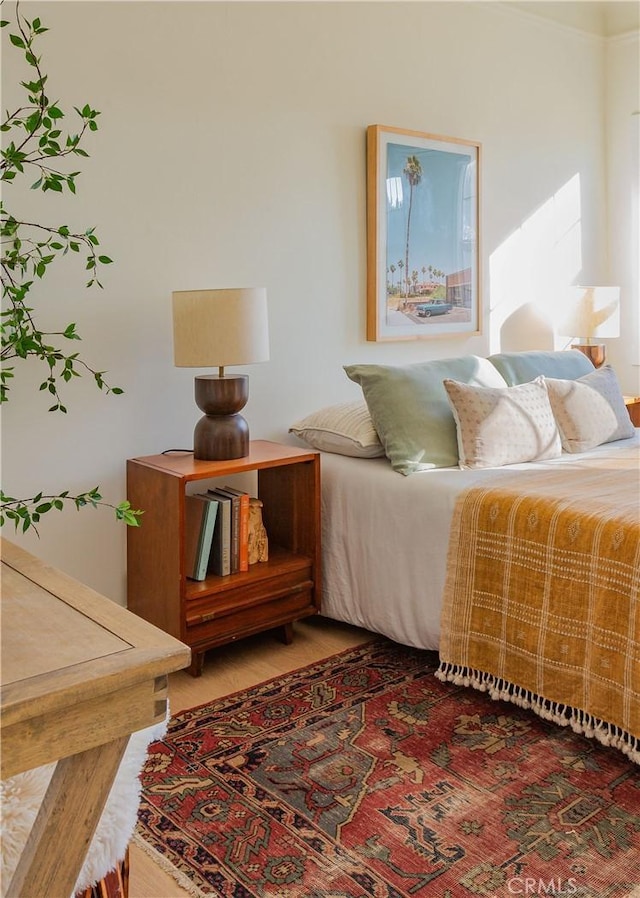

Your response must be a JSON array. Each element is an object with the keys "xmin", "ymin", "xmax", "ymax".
[{"xmin": 386, "ymin": 142, "xmax": 475, "ymax": 280}]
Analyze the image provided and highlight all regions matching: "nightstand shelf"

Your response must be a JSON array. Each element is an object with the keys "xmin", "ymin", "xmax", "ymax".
[
  {"xmin": 126, "ymin": 441, "xmax": 321, "ymax": 676},
  {"xmin": 184, "ymin": 545, "xmax": 309, "ymax": 600}
]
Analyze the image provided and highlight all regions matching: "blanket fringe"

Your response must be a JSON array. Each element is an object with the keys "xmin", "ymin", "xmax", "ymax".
[{"xmin": 436, "ymin": 661, "xmax": 640, "ymax": 765}]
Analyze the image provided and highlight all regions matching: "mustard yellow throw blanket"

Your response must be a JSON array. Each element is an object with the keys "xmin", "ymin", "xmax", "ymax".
[{"xmin": 437, "ymin": 444, "xmax": 640, "ymax": 763}]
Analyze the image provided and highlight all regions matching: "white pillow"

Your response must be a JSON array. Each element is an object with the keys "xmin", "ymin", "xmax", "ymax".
[
  {"xmin": 545, "ymin": 365, "xmax": 635, "ymax": 452},
  {"xmin": 289, "ymin": 401, "xmax": 384, "ymax": 458},
  {"xmin": 444, "ymin": 376, "xmax": 561, "ymax": 469}
]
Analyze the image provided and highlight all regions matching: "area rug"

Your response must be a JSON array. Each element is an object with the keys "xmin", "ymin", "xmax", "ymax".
[{"xmin": 136, "ymin": 639, "xmax": 640, "ymax": 897}]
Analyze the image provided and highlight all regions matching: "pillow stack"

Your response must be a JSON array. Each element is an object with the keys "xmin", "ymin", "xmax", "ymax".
[
  {"xmin": 443, "ymin": 364, "xmax": 633, "ymax": 468},
  {"xmin": 289, "ymin": 354, "xmax": 635, "ymax": 474}
]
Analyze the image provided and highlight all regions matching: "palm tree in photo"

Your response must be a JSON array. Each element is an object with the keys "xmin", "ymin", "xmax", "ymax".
[
  {"xmin": 390, "ymin": 263, "xmax": 396, "ymax": 292},
  {"xmin": 402, "ymin": 155, "xmax": 423, "ymax": 305},
  {"xmin": 397, "ymin": 260, "xmax": 404, "ymax": 300}
]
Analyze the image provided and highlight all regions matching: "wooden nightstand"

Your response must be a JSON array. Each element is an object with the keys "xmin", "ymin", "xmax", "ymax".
[
  {"xmin": 624, "ymin": 396, "xmax": 640, "ymax": 427},
  {"xmin": 126, "ymin": 441, "xmax": 321, "ymax": 676}
]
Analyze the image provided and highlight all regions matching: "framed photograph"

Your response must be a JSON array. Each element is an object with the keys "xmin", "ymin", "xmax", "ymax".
[{"xmin": 367, "ymin": 125, "xmax": 481, "ymax": 342}]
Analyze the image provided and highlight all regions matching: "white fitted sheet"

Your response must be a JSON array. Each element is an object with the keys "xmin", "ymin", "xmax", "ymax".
[{"xmin": 319, "ymin": 431, "xmax": 640, "ymax": 650}]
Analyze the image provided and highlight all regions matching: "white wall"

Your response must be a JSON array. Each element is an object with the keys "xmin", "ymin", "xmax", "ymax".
[
  {"xmin": 2, "ymin": 1, "xmax": 631, "ymax": 604},
  {"xmin": 605, "ymin": 29, "xmax": 640, "ymax": 381}
]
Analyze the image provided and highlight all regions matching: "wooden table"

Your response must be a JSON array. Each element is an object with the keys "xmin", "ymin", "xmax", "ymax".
[{"xmin": 1, "ymin": 539, "xmax": 191, "ymax": 898}]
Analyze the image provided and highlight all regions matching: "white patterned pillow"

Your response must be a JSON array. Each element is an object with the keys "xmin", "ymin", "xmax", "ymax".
[
  {"xmin": 443, "ymin": 376, "xmax": 561, "ymax": 469},
  {"xmin": 545, "ymin": 365, "xmax": 635, "ymax": 452},
  {"xmin": 289, "ymin": 401, "xmax": 384, "ymax": 458}
]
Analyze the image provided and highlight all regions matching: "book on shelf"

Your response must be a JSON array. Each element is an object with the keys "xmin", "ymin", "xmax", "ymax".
[
  {"xmin": 184, "ymin": 493, "xmax": 218, "ymax": 581},
  {"xmin": 207, "ymin": 489, "xmax": 232, "ymax": 576},
  {"xmin": 220, "ymin": 485, "xmax": 250, "ymax": 573},
  {"xmin": 211, "ymin": 487, "xmax": 241, "ymax": 574}
]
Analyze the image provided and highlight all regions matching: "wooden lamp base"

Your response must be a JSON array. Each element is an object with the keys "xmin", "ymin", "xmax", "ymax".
[
  {"xmin": 572, "ymin": 343, "xmax": 606, "ymax": 368},
  {"xmin": 193, "ymin": 374, "xmax": 250, "ymax": 460}
]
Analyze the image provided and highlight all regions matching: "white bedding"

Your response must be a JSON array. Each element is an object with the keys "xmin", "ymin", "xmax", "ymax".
[{"xmin": 319, "ymin": 431, "xmax": 640, "ymax": 650}]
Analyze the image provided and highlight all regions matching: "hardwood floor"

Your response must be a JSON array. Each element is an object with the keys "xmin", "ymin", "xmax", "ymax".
[{"xmin": 129, "ymin": 616, "xmax": 375, "ymax": 898}]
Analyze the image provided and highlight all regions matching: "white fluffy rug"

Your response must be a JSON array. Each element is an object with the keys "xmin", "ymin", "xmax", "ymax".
[{"xmin": 1, "ymin": 716, "xmax": 167, "ymax": 897}]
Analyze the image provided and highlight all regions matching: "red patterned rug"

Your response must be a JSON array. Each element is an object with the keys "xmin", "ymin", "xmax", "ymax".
[{"xmin": 136, "ymin": 639, "xmax": 640, "ymax": 897}]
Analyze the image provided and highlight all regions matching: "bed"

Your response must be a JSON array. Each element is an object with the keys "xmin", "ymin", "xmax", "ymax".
[{"xmin": 289, "ymin": 350, "xmax": 640, "ymax": 762}]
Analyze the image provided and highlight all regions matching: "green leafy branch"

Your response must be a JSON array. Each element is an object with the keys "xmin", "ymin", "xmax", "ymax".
[
  {"xmin": 1, "ymin": 10, "xmax": 117, "ymax": 409},
  {"xmin": 1, "ymin": 489, "xmax": 142, "ymax": 536},
  {"xmin": 1, "ymin": 5, "xmax": 142, "ymax": 532},
  {"xmin": 1, "ymin": 12, "xmax": 99, "ymax": 190}
]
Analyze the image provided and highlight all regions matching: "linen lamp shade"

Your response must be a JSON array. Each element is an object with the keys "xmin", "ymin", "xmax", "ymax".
[
  {"xmin": 172, "ymin": 288, "xmax": 269, "ymax": 370},
  {"xmin": 172, "ymin": 288, "xmax": 269, "ymax": 460}
]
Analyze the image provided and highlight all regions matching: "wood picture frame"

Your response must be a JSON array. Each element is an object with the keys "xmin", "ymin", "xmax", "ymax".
[{"xmin": 367, "ymin": 125, "xmax": 481, "ymax": 342}]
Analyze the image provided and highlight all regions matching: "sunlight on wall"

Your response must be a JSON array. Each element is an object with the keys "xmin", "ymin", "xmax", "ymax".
[
  {"xmin": 489, "ymin": 175, "xmax": 583, "ymax": 353},
  {"xmin": 631, "ymin": 112, "xmax": 639, "ymax": 366}
]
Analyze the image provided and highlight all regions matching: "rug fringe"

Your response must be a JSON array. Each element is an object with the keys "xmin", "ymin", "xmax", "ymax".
[
  {"xmin": 132, "ymin": 829, "xmax": 209, "ymax": 898},
  {"xmin": 436, "ymin": 661, "xmax": 640, "ymax": 765}
]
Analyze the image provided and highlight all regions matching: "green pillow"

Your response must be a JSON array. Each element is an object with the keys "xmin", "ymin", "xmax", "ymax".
[
  {"xmin": 487, "ymin": 350, "xmax": 594, "ymax": 385},
  {"xmin": 344, "ymin": 356, "xmax": 507, "ymax": 474}
]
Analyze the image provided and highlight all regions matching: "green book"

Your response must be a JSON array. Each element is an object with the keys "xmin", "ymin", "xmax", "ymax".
[{"xmin": 184, "ymin": 494, "xmax": 218, "ymax": 581}]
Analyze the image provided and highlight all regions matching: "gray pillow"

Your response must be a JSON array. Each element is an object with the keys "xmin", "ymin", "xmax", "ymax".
[
  {"xmin": 545, "ymin": 365, "xmax": 635, "ymax": 452},
  {"xmin": 487, "ymin": 350, "xmax": 594, "ymax": 385},
  {"xmin": 344, "ymin": 356, "xmax": 507, "ymax": 474}
]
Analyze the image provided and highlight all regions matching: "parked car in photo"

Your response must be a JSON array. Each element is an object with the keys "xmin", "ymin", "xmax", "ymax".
[{"xmin": 415, "ymin": 300, "xmax": 453, "ymax": 317}]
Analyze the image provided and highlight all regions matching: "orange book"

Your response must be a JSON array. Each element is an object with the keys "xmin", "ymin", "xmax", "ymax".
[{"xmin": 223, "ymin": 486, "xmax": 250, "ymax": 572}]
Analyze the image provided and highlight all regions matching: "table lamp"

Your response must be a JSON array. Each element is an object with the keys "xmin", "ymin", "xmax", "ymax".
[
  {"xmin": 559, "ymin": 286, "xmax": 620, "ymax": 368},
  {"xmin": 172, "ymin": 288, "xmax": 269, "ymax": 460}
]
